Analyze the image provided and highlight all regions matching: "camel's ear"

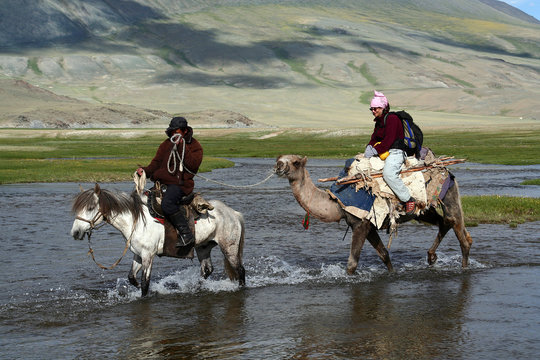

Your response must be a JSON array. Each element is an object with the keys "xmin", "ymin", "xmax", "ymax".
[
  {"xmin": 79, "ymin": 184, "xmax": 84, "ymax": 192},
  {"xmin": 293, "ymin": 156, "xmax": 307, "ymax": 168},
  {"xmin": 94, "ymin": 183, "xmax": 101, "ymax": 195}
]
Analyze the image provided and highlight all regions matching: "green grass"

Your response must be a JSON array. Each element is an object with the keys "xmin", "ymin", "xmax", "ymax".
[
  {"xmin": 0, "ymin": 157, "xmax": 233, "ymax": 184},
  {"xmin": 359, "ymin": 91, "xmax": 374, "ymax": 105},
  {"xmin": 425, "ymin": 54, "xmax": 463, "ymax": 67},
  {"xmin": 425, "ymin": 130, "xmax": 540, "ymax": 165},
  {"xmin": 462, "ymin": 196, "xmax": 540, "ymax": 227},
  {"xmin": 196, "ymin": 129, "xmax": 540, "ymax": 165},
  {"xmin": 522, "ymin": 179, "xmax": 540, "ymax": 185},
  {"xmin": 269, "ymin": 46, "xmax": 325, "ymax": 85},
  {"xmin": 0, "ymin": 131, "xmax": 233, "ymax": 184},
  {"xmin": 2, "ymin": 128, "xmax": 539, "ymax": 186},
  {"xmin": 442, "ymin": 74, "xmax": 475, "ymax": 88},
  {"xmin": 347, "ymin": 61, "xmax": 378, "ymax": 85},
  {"xmin": 28, "ymin": 58, "xmax": 42, "ymax": 76}
]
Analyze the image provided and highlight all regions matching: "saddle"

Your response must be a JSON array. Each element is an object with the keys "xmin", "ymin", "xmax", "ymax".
[{"xmin": 145, "ymin": 181, "xmax": 214, "ymax": 259}]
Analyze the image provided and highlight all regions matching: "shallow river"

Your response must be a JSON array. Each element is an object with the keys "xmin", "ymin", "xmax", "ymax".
[{"xmin": 1, "ymin": 159, "xmax": 539, "ymax": 359}]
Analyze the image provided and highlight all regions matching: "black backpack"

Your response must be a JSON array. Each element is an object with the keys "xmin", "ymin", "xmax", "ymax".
[{"xmin": 385, "ymin": 110, "xmax": 423, "ymax": 158}]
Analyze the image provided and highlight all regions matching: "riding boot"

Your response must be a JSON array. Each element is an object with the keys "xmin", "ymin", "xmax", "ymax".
[{"xmin": 166, "ymin": 208, "xmax": 195, "ymax": 248}]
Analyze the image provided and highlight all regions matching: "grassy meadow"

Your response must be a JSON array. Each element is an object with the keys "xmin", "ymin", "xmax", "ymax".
[{"xmin": 1, "ymin": 127, "xmax": 539, "ymax": 225}]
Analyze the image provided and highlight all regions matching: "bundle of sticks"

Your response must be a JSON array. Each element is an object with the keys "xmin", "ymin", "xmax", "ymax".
[{"xmin": 318, "ymin": 157, "xmax": 466, "ymax": 185}]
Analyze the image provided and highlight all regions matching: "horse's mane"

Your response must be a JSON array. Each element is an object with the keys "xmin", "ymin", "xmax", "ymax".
[{"xmin": 72, "ymin": 188, "xmax": 145, "ymax": 225}]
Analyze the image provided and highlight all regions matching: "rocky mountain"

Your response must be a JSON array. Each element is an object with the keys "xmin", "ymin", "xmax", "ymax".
[{"xmin": 1, "ymin": 0, "xmax": 539, "ymax": 128}]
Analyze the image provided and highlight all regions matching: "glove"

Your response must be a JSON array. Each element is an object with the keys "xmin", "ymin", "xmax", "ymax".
[{"xmin": 364, "ymin": 145, "xmax": 378, "ymax": 158}]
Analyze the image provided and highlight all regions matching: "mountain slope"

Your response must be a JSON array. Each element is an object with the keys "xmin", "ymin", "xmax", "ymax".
[{"xmin": 1, "ymin": 0, "xmax": 539, "ymax": 127}]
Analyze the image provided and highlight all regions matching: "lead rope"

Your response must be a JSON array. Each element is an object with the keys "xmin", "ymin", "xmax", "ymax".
[
  {"xmin": 194, "ymin": 171, "xmax": 275, "ymax": 189},
  {"xmin": 165, "ymin": 133, "xmax": 276, "ymax": 189},
  {"xmin": 80, "ymin": 212, "xmax": 135, "ymax": 270},
  {"xmin": 87, "ymin": 229, "xmax": 132, "ymax": 270}
]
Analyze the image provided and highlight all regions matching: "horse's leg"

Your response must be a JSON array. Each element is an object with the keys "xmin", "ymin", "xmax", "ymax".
[
  {"xmin": 140, "ymin": 255, "xmax": 154, "ymax": 297},
  {"xmin": 128, "ymin": 254, "xmax": 142, "ymax": 288},
  {"xmin": 346, "ymin": 219, "xmax": 370, "ymax": 275},
  {"xmin": 222, "ymin": 249, "xmax": 246, "ymax": 286},
  {"xmin": 219, "ymin": 227, "xmax": 246, "ymax": 286},
  {"xmin": 196, "ymin": 242, "xmax": 216, "ymax": 279},
  {"xmin": 366, "ymin": 225, "xmax": 393, "ymax": 272}
]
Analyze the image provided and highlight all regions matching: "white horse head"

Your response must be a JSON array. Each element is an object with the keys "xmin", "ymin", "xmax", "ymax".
[
  {"xmin": 71, "ymin": 183, "xmax": 105, "ymax": 240},
  {"xmin": 70, "ymin": 183, "xmax": 144, "ymax": 240}
]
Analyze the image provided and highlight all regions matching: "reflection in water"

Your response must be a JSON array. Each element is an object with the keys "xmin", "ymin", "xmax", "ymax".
[
  {"xmin": 120, "ymin": 292, "xmax": 249, "ymax": 359},
  {"xmin": 289, "ymin": 274, "xmax": 472, "ymax": 359}
]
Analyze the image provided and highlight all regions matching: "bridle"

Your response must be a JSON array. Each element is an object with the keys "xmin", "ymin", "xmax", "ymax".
[
  {"xmin": 76, "ymin": 211, "xmax": 106, "ymax": 234},
  {"xmin": 76, "ymin": 207, "xmax": 131, "ymax": 270}
]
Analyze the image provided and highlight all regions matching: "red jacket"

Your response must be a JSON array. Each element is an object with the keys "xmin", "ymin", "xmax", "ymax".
[
  {"xmin": 368, "ymin": 112, "xmax": 405, "ymax": 154},
  {"xmin": 143, "ymin": 127, "xmax": 203, "ymax": 194}
]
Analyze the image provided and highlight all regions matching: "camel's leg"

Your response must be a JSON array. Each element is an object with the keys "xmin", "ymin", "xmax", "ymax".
[
  {"xmin": 441, "ymin": 182, "xmax": 473, "ymax": 267},
  {"xmin": 140, "ymin": 255, "xmax": 154, "ymax": 297},
  {"xmin": 128, "ymin": 254, "xmax": 142, "ymax": 288},
  {"xmin": 366, "ymin": 226, "xmax": 393, "ymax": 272},
  {"xmin": 427, "ymin": 222, "xmax": 451, "ymax": 266},
  {"xmin": 196, "ymin": 242, "xmax": 216, "ymax": 279},
  {"xmin": 454, "ymin": 223, "xmax": 473, "ymax": 267},
  {"xmin": 346, "ymin": 221, "xmax": 370, "ymax": 275}
]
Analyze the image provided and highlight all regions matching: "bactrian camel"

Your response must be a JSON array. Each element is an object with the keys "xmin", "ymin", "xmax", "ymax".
[{"xmin": 275, "ymin": 155, "xmax": 473, "ymax": 274}]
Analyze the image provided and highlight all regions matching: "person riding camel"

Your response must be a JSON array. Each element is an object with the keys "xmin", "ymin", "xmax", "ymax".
[
  {"xmin": 137, "ymin": 116, "xmax": 203, "ymax": 249},
  {"xmin": 363, "ymin": 90, "xmax": 416, "ymax": 214}
]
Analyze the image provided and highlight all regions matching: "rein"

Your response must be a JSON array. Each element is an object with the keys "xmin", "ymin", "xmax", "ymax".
[{"xmin": 77, "ymin": 211, "xmax": 133, "ymax": 270}]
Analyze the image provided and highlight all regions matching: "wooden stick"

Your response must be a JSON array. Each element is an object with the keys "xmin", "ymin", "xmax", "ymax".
[
  {"xmin": 319, "ymin": 176, "xmax": 338, "ymax": 182},
  {"xmin": 318, "ymin": 159, "xmax": 466, "ymax": 184}
]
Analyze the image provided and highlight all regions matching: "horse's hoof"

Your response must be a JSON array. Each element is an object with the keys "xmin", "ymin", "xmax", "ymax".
[
  {"xmin": 118, "ymin": 284, "xmax": 129, "ymax": 296},
  {"xmin": 128, "ymin": 276, "xmax": 140, "ymax": 288},
  {"xmin": 238, "ymin": 266, "xmax": 246, "ymax": 286}
]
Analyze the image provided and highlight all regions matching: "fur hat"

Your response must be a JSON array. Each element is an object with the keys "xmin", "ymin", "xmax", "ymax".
[{"xmin": 166, "ymin": 116, "xmax": 188, "ymax": 136}]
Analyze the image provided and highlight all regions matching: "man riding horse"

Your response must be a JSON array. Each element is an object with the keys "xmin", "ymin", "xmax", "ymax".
[{"xmin": 137, "ymin": 116, "xmax": 203, "ymax": 250}]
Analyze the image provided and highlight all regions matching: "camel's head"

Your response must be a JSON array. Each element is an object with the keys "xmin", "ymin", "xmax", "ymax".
[{"xmin": 274, "ymin": 155, "xmax": 307, "ymax": 179}]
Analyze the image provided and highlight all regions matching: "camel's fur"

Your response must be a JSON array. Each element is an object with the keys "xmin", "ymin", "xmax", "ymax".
[{"xmin": 275, "ymin": 155, "xmax": 473, "ymax": 274}]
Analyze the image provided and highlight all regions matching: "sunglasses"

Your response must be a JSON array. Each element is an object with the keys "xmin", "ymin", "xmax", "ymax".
[{"xmin": 370, "ymin": 107, "xmax": 381, "ymax": 112}]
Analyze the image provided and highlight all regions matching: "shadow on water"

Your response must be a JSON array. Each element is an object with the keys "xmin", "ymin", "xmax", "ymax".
[{"xmin": 0, "ymin": 158, "xmax": 539, "ymax": 358}]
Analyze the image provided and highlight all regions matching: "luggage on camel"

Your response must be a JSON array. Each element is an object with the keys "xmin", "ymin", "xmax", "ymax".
[{"xmin": 324, "ymin": 148, "xmax": 466, "ymax": 231}]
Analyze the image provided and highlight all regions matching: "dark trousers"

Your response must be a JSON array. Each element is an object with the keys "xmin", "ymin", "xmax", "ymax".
[{"xmin": 161, "ymin": 184, "xmax": 186, "ymax": 217}]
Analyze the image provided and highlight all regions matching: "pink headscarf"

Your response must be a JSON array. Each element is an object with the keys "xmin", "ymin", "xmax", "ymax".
[{"xmin": 370, "ymin": 90, "xmax": 388, "ymax": 108}]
